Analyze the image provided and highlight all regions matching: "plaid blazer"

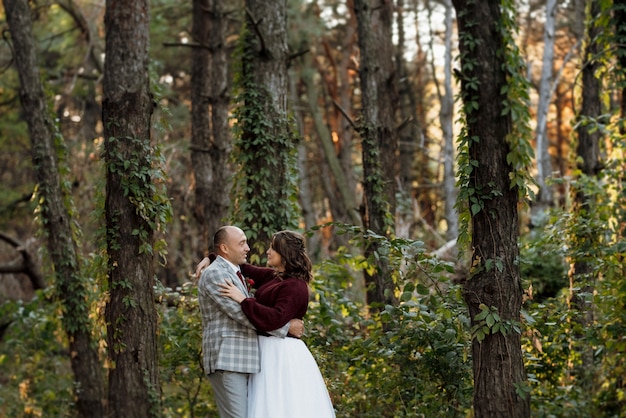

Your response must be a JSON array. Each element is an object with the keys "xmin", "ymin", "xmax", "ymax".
[{"xmin": 198, "ymin": 256, "xmax": 260, "ymax": 374}]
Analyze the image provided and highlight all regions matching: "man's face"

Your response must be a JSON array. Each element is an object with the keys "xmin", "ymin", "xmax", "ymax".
[{"xmin": 222, "ymin": 227, "xmax": 250, "ymax": 265}]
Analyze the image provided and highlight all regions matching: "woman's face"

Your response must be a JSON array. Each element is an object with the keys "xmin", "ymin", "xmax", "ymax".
[{"xmin": 266, "ymin": 241, "xmax": 284, "ymax": 271}]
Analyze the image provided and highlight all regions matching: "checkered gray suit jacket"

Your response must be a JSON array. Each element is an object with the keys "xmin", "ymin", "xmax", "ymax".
[{"xmin": 198, "ymin": 256, "xmax": 260, "ymax": 374}]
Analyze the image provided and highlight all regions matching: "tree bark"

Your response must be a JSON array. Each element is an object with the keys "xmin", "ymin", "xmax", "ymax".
[
  {"xmin": 354, "ymin": 0, "xmax": 398, "ymax": 308},
  {"xmin": 237, "ymin": 0, "xmax": 296, "ymax": 258},
  {"xmin": 102, "ymin": 0, "xmax": 161, "ymax": 415},
  {"xmin": 395, "ymin": 0, "xmax": 419, "ymax": 209},
  {"xmin": 191, "ymin": 0, "xmax": 232, "ymax": 253},
  {"xmin": 3, "ymin": 0, "xmax": 105, "ymax": 416},
  {"xmin": 452, "ymin": 1, "xmax": 530, "ymax": 416},
  {"xmin": 535, "ymin": 0, "xmax": 557, "ymax": 205},
  {"xmin": 440, "ymin": 0, "xmax": 458, "ymax": 241},
  {"xmin": 302, "ymin": 59, "xmax": 361, "ymax": 227}
]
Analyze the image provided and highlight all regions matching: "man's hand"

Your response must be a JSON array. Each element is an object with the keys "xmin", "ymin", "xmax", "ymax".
[
  {"xmin": 195, "ymin": 256, "xmax": 211, "ymax": 279},
  {"xmin": 288, "ymin": 318, "xmax": 304, "ymax": 338}
]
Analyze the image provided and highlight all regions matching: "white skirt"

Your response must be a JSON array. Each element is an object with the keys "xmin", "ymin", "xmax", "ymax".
[{"xmin": 248, "ymin": 335, "xmax": 336, "ymax": 418}]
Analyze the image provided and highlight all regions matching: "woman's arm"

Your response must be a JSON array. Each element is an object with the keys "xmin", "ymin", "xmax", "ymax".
[
  {"xmin": 240, "ymin": 280, "xmax": 309, "ymax": 332},
  {"xmin": 240, "ymin": 263, "xmax": 276, "ymax": 288}
]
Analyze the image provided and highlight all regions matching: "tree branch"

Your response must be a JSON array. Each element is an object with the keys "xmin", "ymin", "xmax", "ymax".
[
  {"xmin": 245, "ymin": 7, "xmax": 267, "ymax": 55},
  {"xmin": 332, "ymin": 99, "xmax": 357, "ymax": 129}
]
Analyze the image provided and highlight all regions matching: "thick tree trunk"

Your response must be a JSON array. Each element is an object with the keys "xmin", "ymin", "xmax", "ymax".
[
  {"xmin": 354, "ymin": 0, "xmax": 398, "ymax": 308},
  {"xmin": 191, "ymin": 0, "xmax": 232, "ymax": 252},
  {"xmin": 102, "ymin": 1, "xmax": 161, "ymax": 416},
  {"xmin": 3, "ymin": 1, "xmax": 105, "ymax": 416},
  {"xmin": 452, "ymin": 1, "xmax": 530, "ymax": 417},
  {"xmin": 238, "ymin": 0, "xmax": 295, "ymax": 257}
]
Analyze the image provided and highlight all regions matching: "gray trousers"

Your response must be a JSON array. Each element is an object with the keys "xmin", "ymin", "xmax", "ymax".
[{"xmin": 208, "ymin": 370, "xmax": 249, "ymax": 418}]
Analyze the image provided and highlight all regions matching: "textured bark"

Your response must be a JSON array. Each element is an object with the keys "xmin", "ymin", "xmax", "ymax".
[
  {"xmin": 240, "ymin": 0, "xmax": 293, "ymax": 255},
  {"xmin": 354, "ymin": 0, "xmax": 398, "ymax": 308},
  {"xmin": 3, "ymin": 0, "xmax": 105, "ymax": 416},
  {"xmin": 451, "ymin": 1, "xmax": 530, "ymax": 417},
  {"xmin": 191, "ymin": 0, "xmax": 232, "ymax": 252},
  {"xmin": 102, "ymin": 1, "xmax": 161, "ymax": 415}
]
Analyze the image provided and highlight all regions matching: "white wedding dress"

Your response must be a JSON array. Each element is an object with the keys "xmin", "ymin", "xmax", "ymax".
[{"xmin": 247, "ymin": 335, "xmax": 336, "ymax": 418}]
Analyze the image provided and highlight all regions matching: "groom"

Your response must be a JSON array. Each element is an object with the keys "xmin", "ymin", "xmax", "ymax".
[{"xmin": 197, "ymin": 225, "xmax": 303, "ymax": 418}]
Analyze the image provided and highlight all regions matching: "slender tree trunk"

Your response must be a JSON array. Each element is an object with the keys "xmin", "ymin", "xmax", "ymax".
[
  {"xmin": 395, "ymin": 0, "xmax": 419, "ymax": 240},
  {"xmin": 191, "ymin": 0, "xmax": 232, "ymax": 253},
  {"xmin": 354, "ymin": 0, "xmax": 398, "ymax": 308},
  {"xmin": 414, "ymin": 0, "xmax": 437, "ymax": 231},
  {"xmin": 535, "ymin": 0, "xmax": 557, "ymax": 205},
  {"xmin": 452, "ymin": 1, "xmax": 530, "ymax": 416},
  {"xmin": 3, "ymin": 1, "xmax": 105, "ymax": 416},
  {"xmin": 290, "ymin": 73, "xmax": 321, "ymax": 259},
  {"xmin": 102, "ymin": 1, "xmax": 161, "ymax": 415},
  {"xmin": 302, "ymin": 59, "xmax": 361, "ymax": 227},
  {"xmin": 440, "ymin": 0, "xmax": 458, "ymax": 241}
]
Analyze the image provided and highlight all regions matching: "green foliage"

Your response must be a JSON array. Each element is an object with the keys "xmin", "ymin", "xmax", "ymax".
[
  {"xmin": 520, "ymin": 225, "xmax": 569, "ymax": 301},
  {"xmin": 104, "ymin": 132, "xmax": 173, "ymax": 257},
  {"xmin": 306, "ymin": 226, "xmax": 473, "ymax": 417},
  {"xmin": 356, "ymin": 122, "xmax": 393, "ymax": 233},
  {"xmin": 499, "ymin": 0, "xmax": 536, "ymax": 199},
  {"xmin": 454, "ymin": 0, "xmax": 535, "ymax": 250},
  {"xmin": 471, "ymin": 303, "xmax": 521, "ymax": 343},
  {"xmin": 520, "ymin": 177, "xmax": 626, "ymax": 416},
  {"xmin": 0, "ymin": 293, "xmax": 75, "ymax": 417},
  {"xmin": 156, "ymin": 282, "xmax": 217, "ymax": 417}
]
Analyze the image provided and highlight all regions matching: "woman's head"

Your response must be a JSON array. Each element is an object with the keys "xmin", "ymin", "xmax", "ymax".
[{"xmin": 267, "ymin": 231, "xmax": 312, "ymax": 283}]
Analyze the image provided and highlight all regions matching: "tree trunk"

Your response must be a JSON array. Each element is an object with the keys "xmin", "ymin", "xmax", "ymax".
[
  {"xmin": 191, "ymin": 0, "xmax": 232, "ymax": 253},
  {"xmin": 302, "ymin": 59, "xmax": 361, "ymax": 227},
  {"xmin": 354, "ymin": 0, "xmax": 398, "ymax": 308},
  {"xmin": 452, "ymin": 1, "xmax": 530, "ymax": 416},
  {"xmin": 102, "ymin": 1, "xmax": 161, "ymax": 415},
  {"xmin": 535, "ymin": 0, "xmax": 557, "ymax": 205},
  {"xmin": 3, "ymin": 0, "xmax": 105, "ymax": 416},
  {"xmin": 235, "ymin": 0, "xmax": 297, "ymax": 259},
  {"xmin": 395, "ymin": 0, "xmax": 419, "ymax": 239},
  {"xmin": 440, "ymin": 0, "xmax": 458, "ymax": 241},
  {"xmin": 569, "ymin": 0, "xmax": 603, "ymax": 392}
]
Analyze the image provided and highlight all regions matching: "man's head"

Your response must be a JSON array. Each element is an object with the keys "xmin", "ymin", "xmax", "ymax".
[{"xmin": 213, "ymin": 226, "xmax": 250, "ymax": 266}]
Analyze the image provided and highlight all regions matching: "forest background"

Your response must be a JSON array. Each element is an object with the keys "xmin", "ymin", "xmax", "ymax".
[{"xmin": 0, "ymin": 0, "xmax": 624, "ymax": 417}]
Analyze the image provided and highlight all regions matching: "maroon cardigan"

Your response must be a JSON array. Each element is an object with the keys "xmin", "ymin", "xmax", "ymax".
[{"xmin": 240, "ymin": 263, "xmax": 309, "ymax": 332}]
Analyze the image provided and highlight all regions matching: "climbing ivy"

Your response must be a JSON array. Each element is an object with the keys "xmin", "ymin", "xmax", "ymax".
[
  {"xmin": 454, "ymin": 0, "xmax": 535, "ymax": 249},
  {"xmin": 229, "ymin": 21, "xmax": 300, "ymax": 260}
]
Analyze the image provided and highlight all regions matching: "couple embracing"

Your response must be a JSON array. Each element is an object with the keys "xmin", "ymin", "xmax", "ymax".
[{"xmin": 197, "ymin": 226, "xmax": 335, "ymax": 418}]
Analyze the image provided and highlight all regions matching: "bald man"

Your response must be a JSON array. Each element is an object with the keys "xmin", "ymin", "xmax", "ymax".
[{"xmin": 197, "ymin": 226, "xmax": 303, "ymax": 418}]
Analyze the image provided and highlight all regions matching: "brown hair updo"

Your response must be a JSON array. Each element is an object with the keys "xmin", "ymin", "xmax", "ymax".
[{"xmin": 270, "ymin": 231, "xmax": 313, "ymax": 283}]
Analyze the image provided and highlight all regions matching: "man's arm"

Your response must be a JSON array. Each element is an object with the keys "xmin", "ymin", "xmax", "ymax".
[
  {"xmin": 199, "ymin": 269, "xmax": 256, "ymax": 329},
  {"xmin": 268, "ymin": 319, "xmax": 305, "ymax": 338},
  {"xmin": 200, "ymin": 267, "xmax": 299, "ymax": 336}
]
